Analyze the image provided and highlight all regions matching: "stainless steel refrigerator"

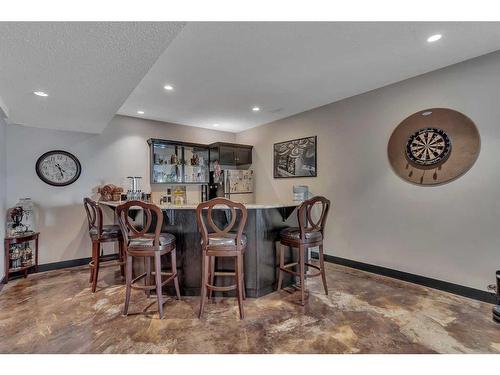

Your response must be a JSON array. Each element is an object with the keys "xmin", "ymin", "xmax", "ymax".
[{"xmin": 210, "ymin": 169, "xmax": 254, "ymax": 203}]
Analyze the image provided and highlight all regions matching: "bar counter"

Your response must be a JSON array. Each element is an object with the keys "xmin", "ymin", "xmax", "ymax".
[{"xmin": 101, "ymin": 200, "xmax": 298, "ymax": 298}]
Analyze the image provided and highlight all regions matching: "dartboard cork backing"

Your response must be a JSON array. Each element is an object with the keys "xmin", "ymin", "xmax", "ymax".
[{"xmin": 387, "ymin": 108, "xmax": 480, "ymax": 186}]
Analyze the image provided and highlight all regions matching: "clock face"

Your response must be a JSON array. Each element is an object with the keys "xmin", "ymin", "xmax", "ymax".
[
  {"xmin": 35, "ymin": 150, "xmax": 81, "ymax": 186},
  {"xmin": 405, "ymin": 127, "xmax": 452, "ymax": 166}
]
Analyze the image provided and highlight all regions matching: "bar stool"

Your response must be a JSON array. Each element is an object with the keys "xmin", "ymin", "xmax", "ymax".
[
  {"xmin": 116, "ymin": 200, "xmax": 180, "ymax": 319},
  {"xmin": 277, "ymin": 196, "xmax": 330, "ymax": 306},
  {"xmin": 83, "ymin": 198, "xmax": 125, "ymax": 293},
  {"xmin": 196, "ymin": 198, "xmax": 248, "ymax": 319}
]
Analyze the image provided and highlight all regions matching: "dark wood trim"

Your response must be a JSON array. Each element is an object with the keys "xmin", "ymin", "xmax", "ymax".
[
  {"xmin": 37, "ymin": 254, "xmax": 118, "ymax": 273},
  {"xmin": 208, "ymin": 142, "xmax": 253, "ymax": 149},
  {"xmin": 0, "ymin": 276, "xmax": 6, "ymax": 290},
  {"xmin": 147, "ymin": 138, "xmax": 209, "ymax": 150},
  {"xmin": 312, "ymin": 252, "xmax": 496, "ymax": 304}
]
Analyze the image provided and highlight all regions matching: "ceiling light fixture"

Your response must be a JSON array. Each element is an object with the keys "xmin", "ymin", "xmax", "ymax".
[
  {"xmin": 427, "ymin": 34, "xmax": 442, "ymax": 43},
  {"xmin": 33, "ymin": 91, "xmax": 48, "ymax": 97},
  {"xmin": 213, "ymin": 123, "xmax": 219, "ymax": 127},
  {"xmin": 252, "ymin": 106, "xmax": 260, "ymax": 112},
  {"xmin": 164, "ymin": 84, "xmax": 174, "ymax": 91},
  {"xmin": 137, "ymin": 110, "xmax": 145, "ymax": 115}
]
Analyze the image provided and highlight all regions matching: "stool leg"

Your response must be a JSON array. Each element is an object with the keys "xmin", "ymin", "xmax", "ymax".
[
  {"xmin": 154, "ymin": 252, "xmax": 164, "ymax": 319},
  {"xmin": 171, "ymin": 249, "xmax": 181, "ymax": 300},
  {"xmin": 198, "ymin": 254, "xmax": 209, "ymax": 318},
  {"xmin": 299, "ymin": 245, "xmax": 305, "ymax": 306},
  {"xmin": 89, "ymin": 241, "xmax": 96, "ymax": 283},
  {"xmin": 209, "ymin": 256, "xmax": 215, "ymax": 300},
  {"xmin": 145, "ymin": 257, "xmax": 151, "ymax": 298},
  {"xmin": 118, "ymin": 240, "xmax": 125, "ymax": 277},
  {"xmin": 91, "ymin": 241, "xmax": 100, "ymax": 293},
  {"xmin": 277, "ymin": 242, "xmax": 284, "ymax": 291},
  {"xmin": 242, "ymin": 253, "xmax": 246, "ymax": 300},
  {"xmin": 123, "ymin": 255, "xmax": 133, "ymax": 316},
  {"xmin": 236, "ymin": 254, "xmax": 245, "ymax": 319},
  {"xmin": 319, "ymin": 244, "xmax": 328, "ymax": 295}
]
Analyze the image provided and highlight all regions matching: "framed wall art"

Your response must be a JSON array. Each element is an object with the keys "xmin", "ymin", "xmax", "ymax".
[{"xmin": 273, "ymin": 136, "xmax": 317, "ymax": 178}]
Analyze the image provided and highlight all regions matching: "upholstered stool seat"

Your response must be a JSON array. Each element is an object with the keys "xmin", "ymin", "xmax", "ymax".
[
  {"xmin": 129, "ymin": 233, "xmax": 176, "ymax": 248},
  {"xmin": 280, "ymin": 227, "xmax": 322, "ymax": 243},
  {"xmin": 207, "ymin": 233, "xmax": 248, "ymax": 247},
  {"xmin": 89, "ymin": 224, "xmax": 122, "ymax": 240}
]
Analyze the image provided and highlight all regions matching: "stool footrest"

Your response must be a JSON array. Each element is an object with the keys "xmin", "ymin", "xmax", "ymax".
[
  {"xmin": 131, "ymin": 272, "xmax": 148, "ymax": 284},
  {"xmin": 213, "ymin": 271, "xmax": 236, "ymax": 277},
  {"xmin": 279, "ymin": 262, "xmax": 322, "ymax": 278},
  {"xmin": 131, "ymin": 271, "xmax": 177, "ymax": 289},
  {"xmin": 305, "ymin": 262, "xmax": 321, "ymax": 270},
  {"xmin": 279, "ymin": 268, "xmax": 301, "ymax": 277},
  {"xmin": 159, "ymin": 273, "xmax": 177, "ymax": 287},
  {"xmin": 131, "ymin": 284, "xmax": 156, "ymax": 291},
  {"xmin": 206, "ymin": 283, "xmax": 237, "ymax": 292}
]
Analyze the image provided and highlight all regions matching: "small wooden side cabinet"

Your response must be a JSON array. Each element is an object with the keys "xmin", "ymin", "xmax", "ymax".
[{"xmin": 3, "ymin": 232, "xmax": 39, "ymax": 283}]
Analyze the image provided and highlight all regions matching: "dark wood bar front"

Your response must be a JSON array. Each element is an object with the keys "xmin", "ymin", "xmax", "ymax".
[{"xmin": 102, "ymin": 202, "xmax": 298, "ymax": 298}]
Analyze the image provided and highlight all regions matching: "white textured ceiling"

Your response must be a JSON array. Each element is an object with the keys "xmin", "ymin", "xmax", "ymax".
[
  {"xmin": 2, "ymin": 22, "xmax": 500, "ymax": 134},
  {"xmin": 119, "ymin": 22, "xmax": 500, "ymax": 132},
  {"xmin": 0, "ymin": 22, "xmax": 185, "ymax": 133}
]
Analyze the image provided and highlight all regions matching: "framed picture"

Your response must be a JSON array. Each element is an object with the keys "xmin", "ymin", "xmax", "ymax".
[{"xmin": 273, "ymin": 136, "xmax": 317, "ymax": 178}]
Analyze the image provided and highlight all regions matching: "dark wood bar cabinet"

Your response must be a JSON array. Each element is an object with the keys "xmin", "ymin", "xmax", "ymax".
[{"xmin": 3, "ymin": 232, "xmax": 40, "ymax": 283}]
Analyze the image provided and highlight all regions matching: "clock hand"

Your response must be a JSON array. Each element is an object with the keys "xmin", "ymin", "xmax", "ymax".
[
  {"xmin": 55, "ymin": 163, "xmax": 68, "ymax": 173},
  {"xmin": 55, "ymin": 164, "xmax": 64, "ymax": 178}
]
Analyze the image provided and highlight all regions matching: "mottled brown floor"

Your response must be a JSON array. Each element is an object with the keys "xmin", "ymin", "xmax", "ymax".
[{"xmin": 0, "ymin": 261, "xmax": 498, "ymax": 353}]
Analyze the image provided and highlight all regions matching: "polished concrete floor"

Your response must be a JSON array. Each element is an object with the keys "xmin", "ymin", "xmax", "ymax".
[{"xmin": 0, "ymin": 261, "xmax": 498, "ymax": 353}]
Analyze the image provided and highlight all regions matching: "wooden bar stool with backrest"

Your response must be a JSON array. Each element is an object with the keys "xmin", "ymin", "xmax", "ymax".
[
  {"xmin": 83, "ymin": 198, "xmax": 125, "ymax": 293},
  {"xmin": 196, "ymin": 197, "xmax": 248, "ymax": 319},
  {"xmin": 277, "ymin": 196, "xmax": 330, "ymax": 306},
  {"xmin": 116, "ymin": 200, "xmax": 181, "ymax": 319}
]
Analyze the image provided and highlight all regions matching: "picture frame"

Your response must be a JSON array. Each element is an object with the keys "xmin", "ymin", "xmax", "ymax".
[{"xmin": 273, "ymin": 136, "xmax": 317, "ymax": 178}]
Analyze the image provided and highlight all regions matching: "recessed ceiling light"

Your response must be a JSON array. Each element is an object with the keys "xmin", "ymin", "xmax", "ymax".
[
  {"xmin": 252, "ymin": 106, "xmax": 260, "ymax": 112},
  {"xmin": 33, "ymin": 91, "xmax": 48, "ymax": 97},
  {"xmin": 137, "ymin": 110, "xmax": 145, "ymax": 115},
  {"xmin": 427, "ymin": 34, "xmax": 442, "ymax": 43},
  {"xmin": 164, "ymin": 84, "xmax": 174, "ymax": 91},
  {"xmin": 213, "ymin": 123, "xmax": 219, "ymax": 127}
]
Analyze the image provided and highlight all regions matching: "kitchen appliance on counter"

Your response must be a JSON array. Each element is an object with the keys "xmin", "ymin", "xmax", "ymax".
[
  {"xmin": 209, "ymin": 169, "xmax": 254, "ymax": 203},
  {"xmin": 126, "ymin": 176, "xmax": 143, "ymax": 200},
  {"xmin": 293, "ymin": 185, "xmax": 309, "ymax": 202}
]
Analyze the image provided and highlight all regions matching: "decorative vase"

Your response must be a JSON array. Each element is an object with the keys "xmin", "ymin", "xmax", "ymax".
[{"xmin": 17, "ymin": 198, "xmax": 36, "ymax": 233}]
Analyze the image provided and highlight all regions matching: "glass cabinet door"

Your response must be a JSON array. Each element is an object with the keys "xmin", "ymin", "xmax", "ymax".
[
  {"xmin": 152, "ymin": 143, "xmax": 181, "ymax": 183},
  {"xmin": 150, "ymin": 140, "xmax": 209, "ymax": 184},
  {"xmin": 183, "ymin": 146, "xmax": 209, "ymax": 183}
]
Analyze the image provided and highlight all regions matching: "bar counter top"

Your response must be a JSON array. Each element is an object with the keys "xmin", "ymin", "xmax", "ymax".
[{"xmin": 99, "ymin": 200, "xmax": 298, "ymax": 210}]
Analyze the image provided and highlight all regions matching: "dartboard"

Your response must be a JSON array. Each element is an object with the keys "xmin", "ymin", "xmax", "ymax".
[{"xmin": 405, "ymin": 127, "xmax": 451, "ymax": 166}]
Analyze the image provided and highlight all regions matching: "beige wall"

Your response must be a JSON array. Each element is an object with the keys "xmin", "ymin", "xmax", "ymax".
[
  {"xmin": 6, "ymin": 115, "xmax": 235, "ymax": 265},
  {"xmin": 236, "ymin": 51, "xmax": 500, "ymax": 291}
]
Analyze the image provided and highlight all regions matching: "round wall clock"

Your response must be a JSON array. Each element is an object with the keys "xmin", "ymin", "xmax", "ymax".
[
  {"xmin": 35, "ymin": 150, "xmax": 82, "ymax": 186},
  {"xmin": 388, "ymin": 108, "xmax": 480, "ymax": 185}
]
